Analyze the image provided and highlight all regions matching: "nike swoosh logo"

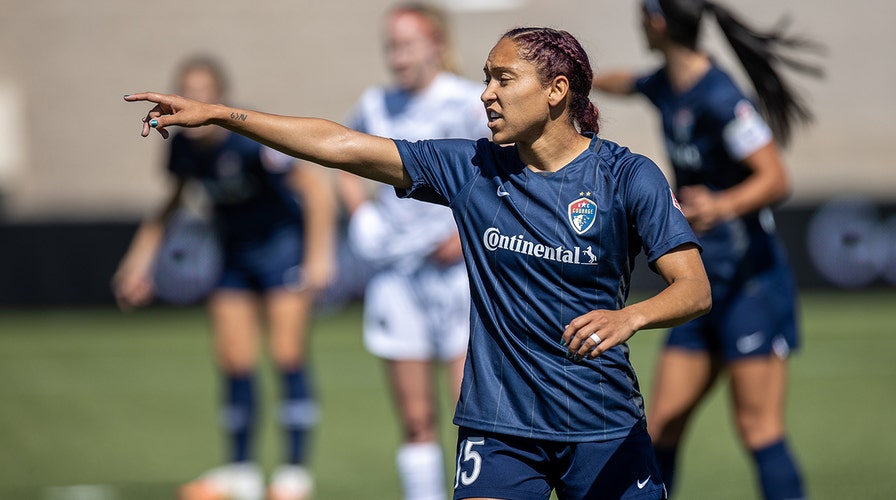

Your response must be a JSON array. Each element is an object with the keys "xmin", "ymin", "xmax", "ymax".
[
  {"xmin": 637, "ymin": 476, "xmax": 651, "ymax": 489},
  {"xmin": 497, "ymin": 185, "xmax": 510, "ymax": 197}
]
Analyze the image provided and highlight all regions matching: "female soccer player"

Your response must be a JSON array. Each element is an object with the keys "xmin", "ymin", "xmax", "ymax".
[
  {"xmin": 125, "ymin": 26, "xmax": 711, "ymax": 500},
  {"xmin": 337, "ymin": 4, "xmax": 490, "ymax": 499},
  {"xmin": 114, "ymin": 56, "xmax": 336, "ymax": 500},
  {"xmin": 592, "ymin": 1, "xmax": 822, "ymax": 498}
]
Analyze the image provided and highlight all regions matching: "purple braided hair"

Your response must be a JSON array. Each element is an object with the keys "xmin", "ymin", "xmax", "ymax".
[{"xmin": 501, "ymin": 27, "xmax": 600, "ymax": 134}]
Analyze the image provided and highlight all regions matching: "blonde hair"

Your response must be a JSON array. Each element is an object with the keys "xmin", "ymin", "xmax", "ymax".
[{"xmin": 390, "ymin": 3, "xmax": 460, "ymax": 74}]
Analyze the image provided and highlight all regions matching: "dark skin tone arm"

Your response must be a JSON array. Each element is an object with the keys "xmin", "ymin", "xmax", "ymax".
[
  {"xmin": 126, "ymin": 91, "xmax": 710, "ymax": 358},
  {"xmin": 562, "ymin": 244, "xmax": 710, "ymax": 360},
  {"xmin": 128, "ymin": 93, "xmax": 411, "ymax": 188},
  {"xmin": 592, "ymin": 71, "xmax": 639, "ymax": 95}
]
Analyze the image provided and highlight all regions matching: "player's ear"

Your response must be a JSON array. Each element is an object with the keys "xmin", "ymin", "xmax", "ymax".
[
  {"xmin": 547, "ymin": 75, "xmax": 569, "ymax": 106},
  {"xmin": 648, "ymin": 12, "xmax": 667, "ymax": 34}
]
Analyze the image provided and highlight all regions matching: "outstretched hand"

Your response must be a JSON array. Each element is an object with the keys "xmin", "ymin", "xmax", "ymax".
[{"xmin": 124, "ymin": 92, "xmax": 213, "ymax": 139}]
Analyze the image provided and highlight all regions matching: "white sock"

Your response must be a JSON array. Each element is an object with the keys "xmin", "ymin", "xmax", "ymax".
[{"xmin": 396, "ymin": 441, "xmax": 446, "ymax": 500}]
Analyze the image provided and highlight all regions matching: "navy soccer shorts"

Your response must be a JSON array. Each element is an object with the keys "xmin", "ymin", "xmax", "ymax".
[
  {"xmin": 453, "ymin": 426, "xmax": 666, "ymax": 500},
  {"xmin": 666, "ymin": 264, "xmax": 800, "ymax": 361},
  {"xmin": 218, "ymin": 225, "xmax": 306, "ymax": 292}
]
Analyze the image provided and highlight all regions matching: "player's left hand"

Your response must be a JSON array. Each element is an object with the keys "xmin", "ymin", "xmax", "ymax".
[{"xmin": 561, "ymin": 309, "xmax": 639, "ymax": 361}]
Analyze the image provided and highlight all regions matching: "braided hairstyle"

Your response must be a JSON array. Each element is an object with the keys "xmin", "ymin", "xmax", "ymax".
[
  {"xmin": 501, "ymin": 27, "xmax": 600, "ymax": 134},
  {"xmin": 653, "ymin": 0, "xmax": 823, "ymax": 145}
]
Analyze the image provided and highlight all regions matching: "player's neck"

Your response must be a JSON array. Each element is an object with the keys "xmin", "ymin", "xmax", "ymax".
[
  {"xmin": 664, "ymin": 48, "xmax": 711, "ymax": 94},
  {"xmin": 521, "ymin": 127, "xmax": 591, "ymax": 174}
]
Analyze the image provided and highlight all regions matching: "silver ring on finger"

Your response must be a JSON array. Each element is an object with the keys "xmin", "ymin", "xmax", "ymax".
[{"xmin": 588, "ymin": 333, "xmax": 602, "ymax": 345}]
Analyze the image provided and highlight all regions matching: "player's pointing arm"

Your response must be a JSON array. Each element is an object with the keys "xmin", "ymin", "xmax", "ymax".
[{"xmin": 124, "ymin": 92, "xmax": 411, "ymax": 188}]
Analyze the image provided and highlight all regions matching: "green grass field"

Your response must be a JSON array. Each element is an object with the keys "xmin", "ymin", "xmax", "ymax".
[{"xmin": 1, "ymin": 290, "xmax": 894, "ymax": 500}]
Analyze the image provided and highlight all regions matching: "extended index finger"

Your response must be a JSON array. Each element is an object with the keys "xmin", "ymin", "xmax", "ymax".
[{"xmin": 123, "ymin": 92, "xmax": 169, "ymax": 104}]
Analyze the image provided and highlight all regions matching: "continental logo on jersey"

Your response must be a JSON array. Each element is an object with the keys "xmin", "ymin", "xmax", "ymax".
[
  {"xmin": 483, "ymin": 227, "xmax": 598, "ymax": 265},
  {"xmin": 568, "ymin": 197, "xmax": 597, "ymax": 235}
]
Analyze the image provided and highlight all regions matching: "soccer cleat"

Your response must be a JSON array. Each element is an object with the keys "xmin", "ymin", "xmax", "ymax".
[
  {"xmin": 266, "ymin": 465, "xmax": 313, "ymax": 500},
  {"xmin": 178, "ymin": 462, "xmax": 264, "ymax": 500}
]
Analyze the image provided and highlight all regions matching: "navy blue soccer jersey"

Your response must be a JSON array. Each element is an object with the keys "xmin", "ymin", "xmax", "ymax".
[
  {"xmin": 636, "ymin": 64, "xmax": 787, "ymax": 289},
  {"xmin": 167, "ymin": 131, "xmax": 304, "ymax": 245},
  {"xmin": 395, "ymin": 134, "xmax": 698, "ymax": 442}
]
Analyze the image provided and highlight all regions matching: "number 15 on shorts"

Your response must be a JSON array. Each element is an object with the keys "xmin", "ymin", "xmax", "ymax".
[{"xmin": 455, "ymin": 437, "xmax": 484, "ymax": 488}]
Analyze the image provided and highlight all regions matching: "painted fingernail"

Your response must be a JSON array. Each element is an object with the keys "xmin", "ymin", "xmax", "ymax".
[
  {"xmin": 149, "ymin": 119, "xmax": 158, "ymax": 128},
  {"xmin": 573, "ymin": 354, "xmax": 581, "ymax": 362},
  {"xmin": 123, "ymin": 94, "xmax": 130, "ymax": 99},
  {"xmin": 560, "ymin": 337, "xmax": 567, "ymax": 346}
]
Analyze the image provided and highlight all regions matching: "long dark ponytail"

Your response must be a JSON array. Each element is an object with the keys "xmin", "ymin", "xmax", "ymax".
[{"xmin": 658, "ymin": 0, "xmax": 823, "ymax": 145}]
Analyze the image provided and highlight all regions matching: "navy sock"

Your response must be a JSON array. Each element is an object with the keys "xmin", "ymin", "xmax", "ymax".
[
  {"xmin": 653, "ymin": 445, "xmax": 678, "ymax": 497},
  {"xmin": 221, "ymin": 374, "xmax": 256, "ymax": 463},
  {"xmin": 752, "ymin": 439, "xmax": 805, "ymax": 500},
  {"xmin": 281, "ymin": 368, "xmax": 319, "ymax": 465}
]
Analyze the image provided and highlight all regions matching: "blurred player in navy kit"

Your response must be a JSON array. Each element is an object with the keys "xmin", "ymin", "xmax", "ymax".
[
  {"xmin": 126, "ymin": 25, "xmax": 711, "ymax": 499},
  {"xmin": 114, "ymin": 56, "xmax": 336, "ymax": 500},
  {"xmin": 337, "ymin": 4, "xmax": 490, "ymax": 499},
  {"xmin": 593, "ymin": 1, "xmax": 822, "ymax": 498}
]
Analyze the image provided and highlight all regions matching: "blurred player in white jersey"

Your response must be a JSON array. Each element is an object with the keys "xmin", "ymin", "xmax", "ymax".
[{"xmin": 337, "ymin": 4, "xmax": 490, "ymax": 499}]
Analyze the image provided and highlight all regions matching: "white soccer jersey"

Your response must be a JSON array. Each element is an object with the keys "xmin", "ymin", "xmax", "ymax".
[
  {"xmin": 347, "ymin": 72, "xmax": 491, "ymax": 269},
  {"xmin": 346, "ymin": 72, "xmax": 490, "ymax": 360}
]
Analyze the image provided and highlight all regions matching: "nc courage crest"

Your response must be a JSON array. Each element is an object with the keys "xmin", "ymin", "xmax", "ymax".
[{"xmin": 568, "ymin": 197, "xmax": 597, "ymax": 235}]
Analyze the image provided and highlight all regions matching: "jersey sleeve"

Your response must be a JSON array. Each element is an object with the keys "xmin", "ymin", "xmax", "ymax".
[
  {"xmin": 634, "ymin": 67, "xmax": 665, "ymax": 106},
  {"xmin": 393, "ymin": 138, "xmax": 482, "ymax": 206},
  {"xmin": 621, "ymin": 155, "xmax": 700, "ymax": 266},
  {"xmin": 719, "ymin": 99, "xmax": 773, "ymax": 160}
]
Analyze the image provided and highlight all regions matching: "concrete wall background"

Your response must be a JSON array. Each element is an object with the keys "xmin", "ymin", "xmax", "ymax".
[{"xmin": 1, "ymin": 0, "xmax": 892, "ymax": 220}]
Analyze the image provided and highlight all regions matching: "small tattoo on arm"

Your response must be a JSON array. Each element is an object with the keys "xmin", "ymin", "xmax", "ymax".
[{"xmin": 230, "ymin": 111, "xmax": 248, "ymax": 121}]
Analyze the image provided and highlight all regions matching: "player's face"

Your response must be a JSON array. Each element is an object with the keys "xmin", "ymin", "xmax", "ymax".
[
  {"xmin": 180, "ymin": 69, "xmax": 221, "ymax": 104},
  {"xmin": 640, "ymin": 7, "xmax": 666, "ymax": 51},
  {"xmin": 385, "ymin": 11, "xmax": 442, "ymax": 92},
  {"xmin": 481, "ymin": 38, "xmax": 551, "ymax": 145}
]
